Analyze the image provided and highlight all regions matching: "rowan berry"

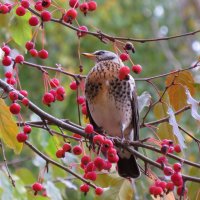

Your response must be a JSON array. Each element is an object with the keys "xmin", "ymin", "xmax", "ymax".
[
  {"xmin": 69, "ymin": 0, "xmax": 79, "ymax": 8},
  {"xmin": 132, "ymin": 64, "xmax": 142, "ymax": 74},
  {"xmin": 85, "ymin": 124, "xmax": 94, "ymax": 134},
  {"xmin": 17, "ymin": 133, "xmax": 28, "ymax": 142},
  {"xmin": 16, "ymin": 6, "xmax": 26, "ymax": 16},
  {"xmin": 80, "ymin": 184, "xmax": 90, "ymax": 193},
  {"xmin": 2, "ymin": 56, "xmax": 12, "ymax": 66},
  {"xmin": 32, "ymin": 182, "xmax": 43, "ymax": 192},
  {"xmin": 15, "ymin": 55, "xmax": 24, "ymax": 63},
  {"xmin": 62, "ymin": 143, "xmax": 71, "ymax": 152},
  {"xmin": 72, "ymin": 145, "xmax": 82, "ymax": 155},
  {"xmin": 10, "ymin": 103, "xmax": 21, "ymax": 114},
  {"xmin": 88, "ymin": 1, "xmax": 97, "ymax": 11},
  {"xmin": 38, "ymin": 49, "xmax": 48, "ymax": 59},
  {"xmin": 120, "ymin": 53, "xmax": 129, "ymax": 61},
  {"xmin": 56, "ymin": 149, "xmax": 65, "ymax": 158},
  {"xmin": 41, "ymin": 10, "xmax": 51, "ymax": 22},
  {"xmin": 23, "ymin": 125, "xmax": 32, "ymax": 134},
  {"xmin": 29, "ymin": 16, "xmax": 39, "ymax": 26}
]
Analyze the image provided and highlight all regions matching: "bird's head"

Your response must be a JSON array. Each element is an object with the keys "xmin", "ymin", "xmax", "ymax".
[{"xmin": 82, "ymin": 50, "xmax": 121, "ymax": 64}]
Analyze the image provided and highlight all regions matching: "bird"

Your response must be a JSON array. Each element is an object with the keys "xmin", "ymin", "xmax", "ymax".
[{"xmin": 82, "ymin": 50, "xmax": 140, "ymax": 178}]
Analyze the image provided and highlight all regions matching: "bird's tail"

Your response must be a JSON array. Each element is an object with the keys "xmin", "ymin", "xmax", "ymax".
[{"xmin": 117, "ymin": 154, "xmax": 140, "ymax": 178}]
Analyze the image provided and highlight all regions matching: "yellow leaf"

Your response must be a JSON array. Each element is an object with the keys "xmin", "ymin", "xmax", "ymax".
[
  {"xmin": 157, "ymin": 122, "xmax": 177, "ymax": 143},
  {"xmin": 153, "ymin": 102, "xmax": 168, "ymax": 119},
  {"xmin": 0, "ymin": 99, "xmax": 22, "ymax": 154},
  {"xmin": 94, "ymin": 174, "xmax": 133, "ymax": 200},
  {"xmin": 166, "ymin": 71, "xmax": 195, "ymax": 111}
]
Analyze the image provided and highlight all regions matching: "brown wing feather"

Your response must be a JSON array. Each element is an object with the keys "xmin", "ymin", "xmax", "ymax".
[
  {"xmin": 131, "ymin": 87, "xmax": 139, "ymax": 149},
  {"xmin": 86, "ymin": 101, "xmax": 103, "ymax": 134}
]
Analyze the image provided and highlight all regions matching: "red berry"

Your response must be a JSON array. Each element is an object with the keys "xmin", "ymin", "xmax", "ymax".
[
  {"xmin": 154, "ymin": 186, "xmax": 163, "ymax": 196},
  {"xmin": 20, "ymin": 90, "xmax": 28, "ymax": 97},
  {"xmin": 56, "ymin": 86, "xmax": 65, "ymax": 95},
  {"xmin": 81, "ymin": 105, "xmax": 87, "ymax": 115},
  {"xmin": 174, "ymin": 144, "xmax": 181, "ymax": 153},
  {"xmin": 95, "ymin": 187, "xmax": 103, "ymax": 195},
  {"xmin": 173, "ymin": 163, "xmax": 182, "ymax": 172},
  {"xmin": 171, "ymin": 173, "xmax": 183, "ymax": 186},
  {"xmin": 2, "ymin": 56, "xmax": 12, "ymax": 66},
  {"xmin": 23, "ymin": 125, "xmax": 32, "ymax": 134},
  {"xmin": 10, "ymin": 103, "xmax": 21, "ymax": 114},
  {"xmin": 5, "ymin": 3, "xmax": 12, "ymax": 12},
  {"xmin": 163, "ymin": 166, "xmax": 174, "ymax": 176},
  {"xmin": 80, "ymin": 184, "xmax": 89, "ymax": 193},
  {"xmin": 102, "ymin": 139, "xmax": 113, "ymax": 150},
  {"xmin": 17, "ymin": 132, "xmax": 28, "ymax": 142},
  {"xmin": 32, "ymin": 182, "xmax": 43, "ymax": 192},
  {"xmin": 85, "ymin": 124, "xmax": 94, "ymax": 134},
  {"xmin": 0, "ymin": 5, "xmax": 9, "ymax": 14},
  {"xmin": 149, "ymin": 185, "xmax": 156, "ymax": 195},
  {"xmin": 56, "ymin": 149, "xmax": 65, "ymax": 158},
  {"xmin": 166, "ymin": 182, "xmax": 174, "ymax": 191},
  {"xmin": 62, "ymin": 143, "xmax": 71, "ymax": 152},
  {"xmin": 85, "ymin": 161, "xmax": 96, "ymax": 173},
  {"xmin": 168, "ymin": 146, "xmax": 174, "ymax": 153},
  {"xmin": 15, "ymin": 55, "xmax": 24, "ymax": 63},
  {"xmin": 50, "ymin": 78, "xmax": 60, "ymax": 88},
  {"xmin": 88, "ymin": 1, "xmax": 97, "ymax": 11},
  {"xmin": 9, "ymin": 91, "xmax": 18, "ymax": 101},
  {"xmin": 5, "ymin": 71, "xmax": 12, "ymax": 78},
  {"xmin": 81, "ymin": 155, "xmax": 91, "ymax": 165},
  {"xmin": 177, "ymin": 186, "xmax": 188, "ymax": 196},
  {"xmin": 77, "ymin": 96, "xmax": 85, "ymax": 105},
  {"xmin": 69, "ymin": 81, "xmax": 78, "ymax": 90},
  {"xmin": 77, "ymin": 26, "xmax": 88, "ymax": 37},
  {"xmin": 103, "ymin": 160, "xmax": 112, "ymax": 171},
  {"xmin": 72, "ymin": 145, "xmax": 82, "ymax": 155},
  {"xmin": 118, "ymin": 66, "xmax": 130, "ymax": 80},
  {"xmin": 21, "ymin": 0, "xmax": 30, "ymax": 8},
  {"xmin": 107, "ymin": 147, "xmax": 117, "ymax": 158},
  {"xmin": 94, "ymin": 157, "xmax": 105, "ymax": 171},
  {"xmin": 49, "ymin": 89, "xmax": 56, "ymax": 100},
  {"xmin": 120, "ymin": 53, "xmax": 129, "ymax": 61},
  {"xmin": 93, "ymin": 134, "xmax": 104, "ymax": 145},
  {"xmin": 85, "ymin": 171, "xmax": 97, "ymax": 181},
  {"xmin": 7, "ymin": 78, "xmax": 16, "ymax": 85},
  {"xmin": 25, "ymin": 41, "xmax": 35, "ymax": 50},
  {"xmin": 41, "ymin": 10, "xmax": 51, "ymax": 22},
  {"xmin": 29, "ymin": 49, "xmax": 38, "ymax": 57},
  {"xmin": 156, "ymin": 156, "xmax": 168, "ymax": 164},
  {"xmin": 132, "ymin": 64, "xmax": 142, "ymax": 74},
  {"xmin": 22, "ymin": 97, "xmax": 29, "ymax": 106},
  {"xmin": 35, "ymin": 1, "xmax": 43, "ymax": 11},
  {"xmin": 29, "ymin": 16, "xmax": 39, "ymax": 26},
  {"xmin": 56, "ymin": 94, "xmax": 64, "ymax": 101},
  {"xmin": 79, "ymin": 3, "xmax": 89, "ymax": 15},
  {"xmin": 157, "ymin": 181, "xmax": 167, "ymax": 190},
  {"xmin": 42, "ymin": 92, "xmax": 54, "ymax": 105},
  {"xmin": 2, "ymin": 45, "xmax": 11, "ymax": 55},
  {"xmin": 38, "ymin": 49, "xmax": 48, "ymax": 59},
  {"xmin": 42, "ymin": 0, "xmax": 51, "ymax": 8},
  {"xmin": 63, "ymin": 8, "xmax": 77, "ymax": 23},
  {"xmin": 69, "ymin": 0, "xmax": 79, "ymax": 8},
  {"xmin": 108, "ymin": 154, "xmax": 119, "ymax": 163},
  {"xmin": 16, "ymin": 6, "xmax": 26, "ymax": 16}
]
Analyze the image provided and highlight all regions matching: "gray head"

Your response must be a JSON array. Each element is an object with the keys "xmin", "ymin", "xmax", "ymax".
[{"xmin": 82, "ymin": 50, "xmax": 121, "ymax": 63}]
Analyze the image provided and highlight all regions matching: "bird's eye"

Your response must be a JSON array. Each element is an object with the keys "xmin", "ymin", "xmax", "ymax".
[{"xmin": 94, "ymin": 51, "xmax": 105, "ymax": 56}]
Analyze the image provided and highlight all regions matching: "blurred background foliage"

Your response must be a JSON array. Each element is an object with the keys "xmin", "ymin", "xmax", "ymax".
[{"xmin": 0, "ymin": 0, "xmax": 200, "ymax": 199}]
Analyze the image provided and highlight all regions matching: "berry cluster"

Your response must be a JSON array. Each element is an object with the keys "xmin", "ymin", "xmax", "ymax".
[
  {"xmin": 42, "ymin": 78, "xmax": 66, "ymax": 106},
  {"xmin": 0, "ymin": 2, "xmax": 12, "ymax": 14},
  {"xmin": 63, "ymin": 0, "xmax": 97, "ymax": 24},
  {"xmin": 25, "ymin": 41, "xmax": 48, "ymax": 59},
  {"xmin": 149, "ymin": 139, "xmax": 187, "ymax": 198},
  {"xmin": 54, "ymin": 126, "xmax": 120, "ymax": 196}
]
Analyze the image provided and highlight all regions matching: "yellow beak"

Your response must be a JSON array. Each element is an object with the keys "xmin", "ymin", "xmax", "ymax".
[{"xmin": 82, "ymin": 53, "xmax": 96, "ymax": 58}]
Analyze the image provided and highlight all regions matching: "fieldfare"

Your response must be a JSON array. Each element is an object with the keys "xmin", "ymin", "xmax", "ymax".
[{"xmin": 83, "ymin": 50, "xmax": 140, "ymax": 178}]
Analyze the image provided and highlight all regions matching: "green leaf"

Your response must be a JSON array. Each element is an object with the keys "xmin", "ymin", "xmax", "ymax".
[
  {"xmin": 0, "ymin": 99, "xmax": 22, "ymax": 154},
  {"xmin": 15, "ymin": 168, "xmax": 35, "ymax": 185},
  {"xmin": 9, "ymin": 9, "xmax": 32, "ymax": 47}
]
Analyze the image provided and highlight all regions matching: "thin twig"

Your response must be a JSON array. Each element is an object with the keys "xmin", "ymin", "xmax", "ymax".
[{"xmin": 0, "ymin": 139, "xmax": 15, "ymax": 187}]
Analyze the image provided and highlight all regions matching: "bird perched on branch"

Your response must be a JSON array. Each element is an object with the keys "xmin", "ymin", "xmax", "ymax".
[{"xmin": 82, "ymin": 50, "xmax": 140, "ymax": 178}]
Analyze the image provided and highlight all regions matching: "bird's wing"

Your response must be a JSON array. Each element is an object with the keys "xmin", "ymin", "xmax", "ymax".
[
  {"xmin": 131, "ymin": 87, "xmax": 140, "ymax": 142},
  {"xmin": 86, "ymin": 100, "xmax": 103, "ymax": 134}
]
